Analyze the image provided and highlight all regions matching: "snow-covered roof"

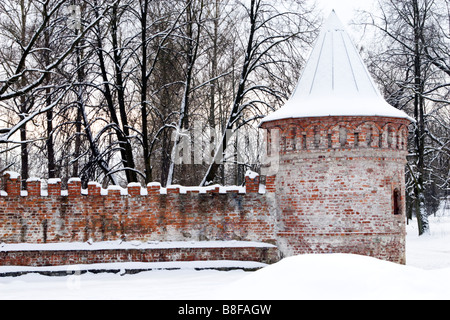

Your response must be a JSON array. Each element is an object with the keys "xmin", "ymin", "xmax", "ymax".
[{"xmin": 261, "ymin": 11, "xmax": 413, "ymax": 124}]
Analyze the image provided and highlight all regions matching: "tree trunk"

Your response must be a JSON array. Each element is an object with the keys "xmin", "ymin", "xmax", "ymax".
[
  {"xmin": 412, "ymin": 0, "xmax": 429, "ymax": 235},
  {"xmin": 111, "ymin": 2, "xmax": 137, "ymax": 183},
  {"xmin": 140, "ymin": 0, "xmax": 152, "ymax": 184},
  {"xmin": 93, "ymin": 1, "xmax": 136, "ymax": 184},
  {"xmin": 19, "ymin": 98, "xmax": 28, "ymax": 190},
  {"xmin": 166, "ymin": 0, "xmax": 203, "ymax": 186}
]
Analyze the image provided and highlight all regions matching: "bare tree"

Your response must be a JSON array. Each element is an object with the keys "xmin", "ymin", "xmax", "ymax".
[
  {"xmin": 0, "ymin": 0, "xmax": 103, "ymax": 180},
  {"xmin": 166, "ymin": 0, "xmax": 204, "ymax": 187},
  {"xmin": 0, "ymin": 0, "xmax": 319, "ymax": 190},
  {"xmin": 363, "ymin": 0, "xmax": 450, "ymax": 235},
  {"xmin": 201, "ymin": 0, "xmax": 318, "ymax": 186}
]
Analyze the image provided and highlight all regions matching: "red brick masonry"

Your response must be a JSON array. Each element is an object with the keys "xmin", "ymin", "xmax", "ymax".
[
  {"xmin": 0, "ymin": 116, "xmax": 410, "ymax": 266},
  {"xmin": 0, "ymin": 174, "xmax": 275, "ymax": 246},
  {"xmin": 0, "ymin": 242, "xmax": 278, "ymax": 267}
]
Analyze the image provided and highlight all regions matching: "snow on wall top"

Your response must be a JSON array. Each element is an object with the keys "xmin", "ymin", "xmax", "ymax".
[
  {"xmin": 0, "ymin": 240, "xmax": 277, "ymax": 253},
  {"xmin": 261, "ymin": 11, "xmax": 413, "ymax": 124},
  {"xmin": 1, "ymin": 170, "xmax": 264, "ymax": 196}
]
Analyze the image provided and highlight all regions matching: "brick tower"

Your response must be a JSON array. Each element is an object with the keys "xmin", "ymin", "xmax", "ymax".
[{"xmin": 260, "ymin": 11, "xmax": 412, "ymax": 264}]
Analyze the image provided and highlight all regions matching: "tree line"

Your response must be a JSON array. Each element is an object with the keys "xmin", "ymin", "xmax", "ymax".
[
  {"xmin": 0, "ymin": 0, "xmax": 318, "ymax": 188},
  {"xmin": 362, "ymin": 0, "xmax": 450, "ymax": 234}
]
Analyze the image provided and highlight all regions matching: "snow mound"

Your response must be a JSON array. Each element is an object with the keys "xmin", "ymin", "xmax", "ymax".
[{"xmin": 219, "ymin": 254, "xmax": 450, "ymax": 300}]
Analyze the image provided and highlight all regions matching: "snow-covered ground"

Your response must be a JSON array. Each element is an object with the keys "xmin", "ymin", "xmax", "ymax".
[
  {"xmin": 406, "ymin": 209, "xmax": 450, "ymax": 271},
  {"xmin": 1, "ymin": 214, "xmax": 450, "ymax": 300}
]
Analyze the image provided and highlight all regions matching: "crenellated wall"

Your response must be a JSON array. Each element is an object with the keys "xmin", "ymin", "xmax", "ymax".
[{"xmin": 0, "ymin": 172, "xmax": 277, "ymax": 247}]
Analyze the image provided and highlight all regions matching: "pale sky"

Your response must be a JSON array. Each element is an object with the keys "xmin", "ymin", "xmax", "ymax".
[
  {"xmin": 313, "ymin": 0, "xmax": 380, "ymax": 41},
  {"xmin": 315, "ymin": 0, "xmax": 378, "ymax": 26}
]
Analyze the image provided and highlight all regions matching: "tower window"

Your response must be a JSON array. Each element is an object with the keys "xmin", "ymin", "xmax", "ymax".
[
  {"xmin": 367, "ymin": 129, "xmax": 373, "ymax": 147},
  {"xmin": 354, "ymin": 133, "xmax": 360, "ymax": 148},
  {"xmin": 291, "ymin": 128, "xmax": 297, "ymax": 151},
  {"xmin": 388, "ymin": 128, "xmax": 394, "ymax": 148},
  {"xmin": 339, "ymin": 127, "xmax": 347, "ymax": 147},
  {"xmin": 393, "ymin": 188, "xmax": 401, "ymax": 215},
  {"xmin": 314, "ymin": 127, "xmax": 320, "ymax": 148}
]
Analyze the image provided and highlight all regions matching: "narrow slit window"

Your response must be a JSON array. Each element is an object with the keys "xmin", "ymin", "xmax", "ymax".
[
  {"xmin": 354, "ymin": 132, "xmax": 359, "ymax": 148},
  {"xmin": 393, "ymin": 189, "xmax": 401, "ymax": 215},
  {"xmin": 388, "ymin": 129, "xmax": 394, "ymax": 148},
  {"xmin": 291, "ymin": 128, "xmax": 297, "ymax": 151},
  {"xmin": 314, "ymin": 127, "xmax": 320, "ymax": 148},
  {"xmin": 367, "ymin": 130, "xmax": 373, "ymax": 148},
  {"xmin": 339, "ymin": 127, "xmax": 347, "ymax": 147}
]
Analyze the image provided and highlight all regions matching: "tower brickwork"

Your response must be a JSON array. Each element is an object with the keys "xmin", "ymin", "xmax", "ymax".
[{"xmin": 261, "ymin": 116, "xmax": 409, "ymax": 264}]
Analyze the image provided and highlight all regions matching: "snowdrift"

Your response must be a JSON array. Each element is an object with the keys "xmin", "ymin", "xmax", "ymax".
[{"xmin": 219, "ymin": 254, "xmax": 450, "ymax": 300}]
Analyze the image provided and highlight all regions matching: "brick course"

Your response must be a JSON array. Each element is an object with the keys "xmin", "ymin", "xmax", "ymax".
[{"xmin": 0, "ymin": 246, "xmax": 278, "ymax": 268}]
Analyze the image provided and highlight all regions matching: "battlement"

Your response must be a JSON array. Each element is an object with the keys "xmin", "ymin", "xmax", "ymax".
[
  {"xmin": 262, "ymin": 116, "xmax": 410, "ymax": 155},
  {"xmin": 0, "ymin": 171, "xmax": 277, "ymax": 249},
  {"xmin": 1, "ymin": 171, "xmax": 270, "ymax": 199}
]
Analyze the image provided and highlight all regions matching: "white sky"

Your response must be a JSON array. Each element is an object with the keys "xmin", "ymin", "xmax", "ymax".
[
  {"xmin": 314, "ymin": 0, "xmax": 378, "ymax": 26},
  {"xmin": 312, "ymin": 0, "xmax": 381, "ymax": 42}
]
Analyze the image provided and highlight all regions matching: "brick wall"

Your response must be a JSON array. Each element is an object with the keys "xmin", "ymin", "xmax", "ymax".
[
  {"xmin": 0, "ymin": 245, "xmax": 279, "ymax": 268},
  {"xmin": 0, "ymin": 173, "xmax": 277, "ymax": 247}
]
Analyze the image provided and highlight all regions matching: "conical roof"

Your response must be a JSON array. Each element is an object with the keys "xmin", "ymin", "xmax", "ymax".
[{"xmin": 261, "ymin": 11, "xmax": 412, "ymax": 124}]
